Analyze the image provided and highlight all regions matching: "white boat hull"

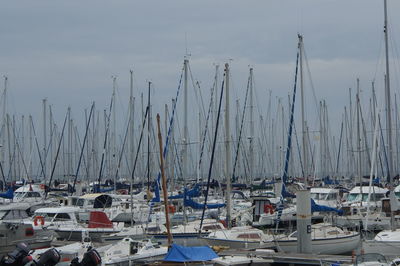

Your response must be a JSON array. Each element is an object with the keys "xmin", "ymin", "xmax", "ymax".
[
  {"xmin": 276, "ymin": 233, "xmax": 360, "ymax": 255},
  {"xmin": 201, "ymin": 237, "xmax": 273, "ymax": 250},
  {"xmin": 363, "ymin": 239, "xmax": 400, "ymax": 257}
]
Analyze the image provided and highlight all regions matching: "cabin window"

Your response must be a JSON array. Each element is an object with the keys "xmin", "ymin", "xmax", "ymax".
[
  {"xmin": 310, "ymin": 193, "xmax": 319, "ymax": 200},
  {"xmin": 26, "ymin": 192, "xmax": 41, "ymax": 197},
  {"xmin": 54, "ymin": 213, "xmax": 71, "ymax": 221},
  {"xmin": 77, "ymin": 199, "xmax": 85, "ymax": 207},
  {"xmin": 71, "ymin": 198, "xmax": 78, "ymax": 206},
  {"xmin": 237, "ymin": 233, "xmax": 260, "ymax": 239},
  {"xmin": 326, "ymin": 193, "xmax": 337, "ymax": 200},
  {"xmin": 202, "ymin": 224, "xmax": 222, "ymax": 231},
  {"xmin": 37, "ymin": 213, "xmax": 56, "ymax": 222},
  {"xmin": 147, "ymin": 226, "xmax": 162, "ymax": 233},
  {"xmin": 362, "ymin": 193, "xmax": 385, "ymax": 202},
  {"xmin": 347, "ymin": 194, "xmax": 360, "ymax": 202}
]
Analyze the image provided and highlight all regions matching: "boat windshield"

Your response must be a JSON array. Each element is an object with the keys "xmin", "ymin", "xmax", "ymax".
[
  {"xmin": 0, "ymin": 210, "xmax": 8, "ymax": 220},
  {"xmin": 310, "ymin": 193, "xmax": 319, "ymax": 200},
  {"xmin": 355, "ymin": 253, "xmax": 387, "ymax": 265},
  {"xmin": 347, "ymin": 193, "xmax": 361, "ymax": 202},
  {"xmin": 361, "ymin": 193, "xmax": 385, "ymax": 202}
]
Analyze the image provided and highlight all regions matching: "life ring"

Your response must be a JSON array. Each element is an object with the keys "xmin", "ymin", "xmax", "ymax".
[
  {"xmin": 264, "ymin": 204, "xmax": 274, "ymax": 215},
  {"xmin": 33, "ymin": 216, "xmax": 45, "ymax": 226}
]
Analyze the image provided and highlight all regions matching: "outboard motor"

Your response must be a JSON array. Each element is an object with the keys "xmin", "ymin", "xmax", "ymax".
[
  {"xmin": 0, "ymin": 243, "xmax": 31, "ymax": 266},
  {"xmin": 35, "ymin": 249, "xmax": 60, "ymax": 266},
  {"xmin": 70, "ymin": 248, "xmax": 101, "ymax": 266}
]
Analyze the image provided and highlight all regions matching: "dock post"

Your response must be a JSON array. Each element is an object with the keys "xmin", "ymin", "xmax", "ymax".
[{"xmin": 296, "ymin": 189, "xmax": 312, "ymax": 253}]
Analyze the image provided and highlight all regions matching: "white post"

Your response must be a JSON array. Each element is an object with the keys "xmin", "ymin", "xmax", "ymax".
[{"xmin": 297, "ymin": 189, "xmax": 312, "ymax": 254}]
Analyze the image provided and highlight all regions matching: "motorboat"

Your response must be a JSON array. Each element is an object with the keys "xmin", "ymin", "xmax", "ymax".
[
  {"xmin": 34, "ymin": 206, "xmax": 121, "ymax": 241},
  {"xmin": 0, "ymin": 202, "xmax": 55, "ymax": 256},
  {"xmin": 351, "ymin": 253, "xmax": 390, "ymax": 266},
  {"xmin": 363, "ymin": 229, "xmax": 400, "ymax": 257},
  {"xmin": 98, "ymin": 238, "xmax": 168, "ymax": 265}
]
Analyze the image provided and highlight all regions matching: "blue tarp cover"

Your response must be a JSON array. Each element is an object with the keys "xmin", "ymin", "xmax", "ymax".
[
  {"xmin": 169, "ymin": 184, "xmax": 201, "ymax": 199},
  {"xmin": 311, "ymin": 199, "xmax": 343, "ymax": 215},
  {"xmin": 164, "ymin": 244, "xmax": 218, "ymax": 262},
  {"xmin": 0, "ymin": 188, "xmax": 13, "ymax": 199}
]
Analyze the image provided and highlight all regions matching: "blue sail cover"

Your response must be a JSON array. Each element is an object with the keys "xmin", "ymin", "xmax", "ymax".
[
  {"xmin": 164, "ymin": 244, "xmax": 218, "ymax": 262},
  {"xmin": 311, "ymin": 199, "xmax": 343, "ymax": 215},
  {"xmin": 0, "ymin": 188, "xmax": 13, "ymax": 199},
  {"xmin": 184, "ymin": 188, "xmax": 225, "ymax": 209},
  {"xmin": 169, "ymin": 184, "xmax": 201, "ymax": 199}
]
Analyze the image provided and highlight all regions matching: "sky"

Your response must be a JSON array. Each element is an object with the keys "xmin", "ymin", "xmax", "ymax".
[{"xmin": 1, "ymin": 0, "xmax": 400, "ymax": 137}]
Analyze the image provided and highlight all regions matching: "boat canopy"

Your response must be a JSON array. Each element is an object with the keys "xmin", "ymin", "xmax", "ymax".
[
  {"xmin": 164, "ymin": 244, "xmax": 218, "ymax": 262},
  {"xmin": 311, "ymin": 199, "xmax": 343, "ymax": 215},
  {"xmin": 93, "ymin": 194, "xmax": 113, "ymax": 208},
  {"xmin": 0, "ymin": 188, "xmax": 13, "ymax": 199}
]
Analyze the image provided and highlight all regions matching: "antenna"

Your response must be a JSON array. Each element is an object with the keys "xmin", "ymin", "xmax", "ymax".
[{"xmin": 184, "ymin": 33, "xmax": 191, "ymax": 59}]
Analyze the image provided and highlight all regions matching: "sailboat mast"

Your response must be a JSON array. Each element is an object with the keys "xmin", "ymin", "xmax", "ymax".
[
  {"xmin": 299, "ymin": 34, "xmax": 308, "ymax": 184},
  {"xmin": 384, "ymin": 0, "xmax": 393, "ymax": 183},
  {"xmin": 356, "ymin": 79, "xmax": 362, "ymax": 194},
  {"xmin": 129, "ymin": 70, "xmax": 135, "ymax": 178},
  {"xmin": 43, "ymin": 98, "xmax": 47, "ymax": 182},
  {"xmin": 249, "ymin": 68, "xmax": 254, "ymax": 184},
  {"xmin": 183, "ymin": 58, "xmax": 189, "ymax": 181},
  {"xmin": 224, "ymin": 63, "xmax": 232, "ymax": 228}
]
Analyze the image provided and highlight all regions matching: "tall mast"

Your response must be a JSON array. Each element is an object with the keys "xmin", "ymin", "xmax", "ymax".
[
  {"xmin": 1, "ymin": 76, "xmax": 7, "ymax": 179},
  {"xmin": 249, "ymin": 68, "xmax": 255, "ymax": 184},
  {"xmin": 224, "ymin": 63, "xmax": 232, "ymax": 228},
  {"xmin": 129, "ymin": 70, "xmax": 135, "ymax": 178},
  {"xmin": 43, "ymin": 98, "xmax": 47, "ymax": 181},
  {"xmin": 183, "ymin": 58, "xmax": 189, "ymax": 181},
  {"xmin": 299, "ymin": 34, "xmax": 308, "ymax": 184},
  {"xmin": 384, "ymin": 0, "xmax": 393, "ymax": 184},
  {"xmin": 112, "ymin": 76, "xmax": 117, "ymax": 188},
  {"xmin": 147, "ymin": 82, "xmax": 151, "ymax": 191},
  {"xmin": 356, "ymin": 79, "xmax": 362, "ymax": 199}
]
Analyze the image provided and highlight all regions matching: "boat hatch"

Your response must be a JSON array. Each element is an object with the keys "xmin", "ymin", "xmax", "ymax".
[
  {"xmin": 237, "ymin": 233, "xmax": 261, "ymax": 239},
  {"xmin": 327, "ymin": 230, "xmax": 340, "ymax": 236}
]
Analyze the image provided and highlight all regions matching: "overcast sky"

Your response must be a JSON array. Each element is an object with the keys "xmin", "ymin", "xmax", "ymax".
[{"xmin": 1, "ymin": 0, "xmax": 400, "ymax": 136}]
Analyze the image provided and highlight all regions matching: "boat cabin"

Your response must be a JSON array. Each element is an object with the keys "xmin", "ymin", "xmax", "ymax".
[
  {"xmin": 34, "ymin": 206, "xmax": 80, "ymax": 225},
  {"xmin": 310, "ymin": 188, "xmax": 340, "ymax": 208},
  {"xmin": 343, "ymin": 186, "xmax": 388, "ymax": 208},
  {"xmin": 13, "ymin": 184, "xmax": 44, "ymax": 203}
]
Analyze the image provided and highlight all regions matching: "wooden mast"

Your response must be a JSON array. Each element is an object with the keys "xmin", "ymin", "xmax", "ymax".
[{"xmin": 156, "ymin": 113, "xmax": 173, "ymax": 247}]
